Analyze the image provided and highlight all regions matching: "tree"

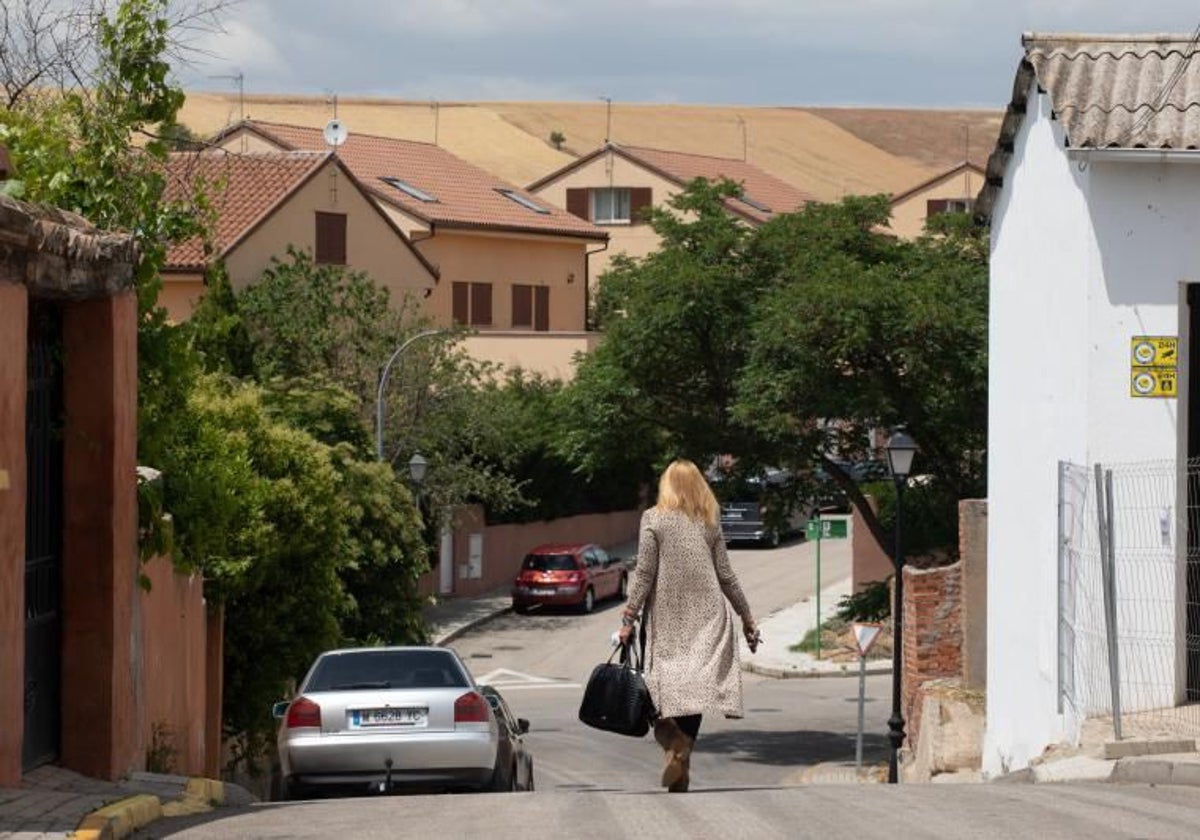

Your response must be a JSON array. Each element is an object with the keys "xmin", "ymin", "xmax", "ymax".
[
  {"xmin": 562, "ymin": 178, "xmax": 769, "ymax": 481},
  {"xmin": 549, "ymin": 129, "xmax": 566, "ymax": 150},
  {"xmin": 736, "ymin": 197, "xmax": 988, "ymax": 551}
]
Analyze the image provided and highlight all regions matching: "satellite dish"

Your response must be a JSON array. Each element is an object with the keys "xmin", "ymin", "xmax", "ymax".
[{"xmin": 323, "ymin": 118, "xmax": 348, "ymax": 147}]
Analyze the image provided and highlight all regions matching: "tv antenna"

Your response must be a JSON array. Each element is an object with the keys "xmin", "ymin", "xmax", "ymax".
[{"xmin": 211, "ymin": 71, "xmax": 246, "ymax": 151}]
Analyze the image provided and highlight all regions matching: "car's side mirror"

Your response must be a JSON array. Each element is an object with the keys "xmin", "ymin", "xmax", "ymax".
[
  {"xmin": 517, "ymin": 718, "xmax": 530, "ymax": 734},
  {"xmin": 272, "ymin": 701, "xmax": 290, "ymax": 720}
]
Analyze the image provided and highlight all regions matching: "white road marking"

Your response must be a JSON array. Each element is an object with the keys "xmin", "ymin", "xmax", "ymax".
[{"xmin": 475, "ymin": 667, "xmax": 580, "ymax": 690}]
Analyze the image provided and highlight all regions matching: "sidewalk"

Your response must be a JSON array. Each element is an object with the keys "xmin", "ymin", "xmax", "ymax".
[
  {"xmin": 998, "ymin": 737, "xmax": 1200, "ymax": 788},
  {"xmin": 0, "ymin": 764, "xmax": 252, "ymax": 839},
  {"xmin": 741, "ymin": 576, "xmax": 892, "ymax": 680}
]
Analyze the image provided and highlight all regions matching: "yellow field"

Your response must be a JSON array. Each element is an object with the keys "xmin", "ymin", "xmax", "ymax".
[{"xmin": 178, "ymin": 92, "xmax": 1000, "ymax": 203}]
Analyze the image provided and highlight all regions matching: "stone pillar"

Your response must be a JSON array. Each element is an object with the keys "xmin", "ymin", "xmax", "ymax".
[
  {"xmin": 959, "ymin": 500, "xmax": 988, "ymax": 690},
  {"xmin": 0, "ymin": 283, "xmax": 28, "ymax": 786},
  {"xmin": 59, "ymin": 290, "xmax": 138, "ymax": 780}
]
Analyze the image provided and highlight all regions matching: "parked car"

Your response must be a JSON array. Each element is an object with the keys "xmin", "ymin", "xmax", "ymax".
[
  {"xmin": 479, "ymin": 685, "xmax": 534, "ymax": 792},
  {"xmin": 510, "ymin": 543, "xmax": 628, "ymax": 614},
  {"xmin": 712, "ymin": 468, "xmax": 813, "ymax": 547},
  {"xmin": 272, "ymin": 646, "xmax": 506, "ymax": 799}
]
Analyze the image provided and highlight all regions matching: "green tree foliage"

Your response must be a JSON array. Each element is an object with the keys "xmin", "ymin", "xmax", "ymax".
[
  {"xmin": 738, "ymin": 198, "xmax": 988, "ymax": 549},
  {"xmin": 566, "ymin": 181, "xmax": 988, "ymax": 554},
  {"xmin": 561, "ymin": 178, "xmax": 769, "ymax": 484}
]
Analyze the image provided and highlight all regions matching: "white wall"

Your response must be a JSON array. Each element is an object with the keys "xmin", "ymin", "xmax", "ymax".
[{"xmin": 986, "ymin": 81, "xmax": 1200, "ymax": 774}]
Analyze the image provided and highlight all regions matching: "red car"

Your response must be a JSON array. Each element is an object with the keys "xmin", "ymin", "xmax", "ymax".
[{"xmin": 511, "ymin": 543, "xmax": 628, "ymax": 614}]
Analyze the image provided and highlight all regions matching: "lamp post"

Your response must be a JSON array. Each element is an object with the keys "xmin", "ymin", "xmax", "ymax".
[
  {"xmin": 375, "ymin": 329, "xmax": 442, "ymax": 463},
  {"xmin": 885, "ymin": 429, "xmax": 917, "ymax": 784},
  {"xmin": 408, "ymin": 453, "xmax": 428, "ymax": 485}
]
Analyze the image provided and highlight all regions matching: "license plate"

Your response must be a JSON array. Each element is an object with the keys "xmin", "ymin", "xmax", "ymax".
[
  {"xmin": 530, "ymin": 588, "xmax": 555, "ymax": 596},
  {"xmin": 351, "ymin": 707, "xmax": 427, "ymax": 728}
]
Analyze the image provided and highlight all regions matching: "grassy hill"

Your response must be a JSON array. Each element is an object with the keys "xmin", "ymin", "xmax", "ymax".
[{"xmin": 178, "ymin": 93, "xmax": 1001, "ymax": 203}]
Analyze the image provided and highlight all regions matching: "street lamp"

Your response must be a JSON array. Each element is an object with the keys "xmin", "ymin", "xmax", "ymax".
[
  {"xmin": 885, "ymin": 429, "xmax": 917, "ymax": 784},
  {"xmin": 375, "ymin": 329, "xmax": 443, "ymax": 462},
  {"xmin": 408, "ymin": 453, "xmax": 428, "ymax": 485}
]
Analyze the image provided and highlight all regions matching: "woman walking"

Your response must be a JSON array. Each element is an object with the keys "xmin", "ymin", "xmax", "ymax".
[{"xmin": 617, "ymin": 459, "xmax": 759, "ymax": 792}]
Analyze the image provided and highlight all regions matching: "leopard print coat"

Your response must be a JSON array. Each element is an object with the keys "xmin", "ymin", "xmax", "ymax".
[{"xmin": 625, "ymin": 507, "xmax": 753, "ymax": 719}]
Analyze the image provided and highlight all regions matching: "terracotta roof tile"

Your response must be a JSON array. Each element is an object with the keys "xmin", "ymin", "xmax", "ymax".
[
  {"xmin": 232, "ymin": 121, "xmax": 607, "ymax": 240},
  {"xmin": 617, "ymin": 145, "xmax": 815, "ymax": 223},
  {"xmin": 163, "ymin": 150, "xmax": 329, "ymax": 270}
]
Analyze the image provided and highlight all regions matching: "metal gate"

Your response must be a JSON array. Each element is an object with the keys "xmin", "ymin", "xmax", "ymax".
[{"xmin": 23, "ymin": 302, "xmax": 63, "ymax": 770}]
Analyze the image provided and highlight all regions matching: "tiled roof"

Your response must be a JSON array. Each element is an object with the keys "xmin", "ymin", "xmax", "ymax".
[
  {"xmin": 163, "ymin": 150, "xmax": 329, "ymax": 270},
  {"xmin": 617, "ymin": 145, "xmax": 815, "ymax": 223},
  {"xmin": 978, "ymin": 32, "xmax": 1200, "ymax": 220},
  {"xmin": 528, "ymin": 143, "xmax": 814, "ymax": 224},
  {"xmin": 890, "ymin": 161, "xmax": 985, "ymax": 205},
  {"xmin": 223, "ymin": 121, "xmax": 607, "ymax": 241}
]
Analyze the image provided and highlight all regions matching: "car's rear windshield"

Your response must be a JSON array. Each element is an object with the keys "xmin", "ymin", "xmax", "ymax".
[
  {"xmin": 305, "ymin": 650, "xmax": 469, "ymax": 692},
  {"xmin": 522, "ymin": 553, "xmax": 577, "ymax": 571}
]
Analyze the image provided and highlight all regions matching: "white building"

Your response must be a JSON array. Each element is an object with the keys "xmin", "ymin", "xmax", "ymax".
[{"xmin": 979, "ymin": 33, "xmax": 1200, "ymax": 775}]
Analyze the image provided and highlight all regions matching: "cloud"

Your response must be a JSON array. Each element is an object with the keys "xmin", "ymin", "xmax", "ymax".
[{"xmin": 176, "ymin": 0, "xmax": 1200, "ymax": 107}]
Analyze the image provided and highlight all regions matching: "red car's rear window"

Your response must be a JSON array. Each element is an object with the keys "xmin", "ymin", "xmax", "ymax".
[{"xmin": 522, "ymin": 553, "xmax": 577, "ymax": 571}]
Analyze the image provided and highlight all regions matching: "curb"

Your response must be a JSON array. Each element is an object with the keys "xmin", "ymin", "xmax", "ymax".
[
  {"xmin": 70, "ymin": 776, "xmax": 226, "ymax": 840},
  {"xmin": 1111, "ymin": 755, "xmax": 1200, "ymax": 787},
  {"xmin": 743, "ymin": 661, "xmax": 892, "ymax": 680},
  {"xmin": 433, "ymin": 604, "xmax": 513, "ymax": 647}
]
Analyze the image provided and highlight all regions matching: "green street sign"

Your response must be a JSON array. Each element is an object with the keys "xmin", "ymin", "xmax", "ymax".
[{"xmin": 806, "ymin": 519, "xmax": 848, "ymax": 540}]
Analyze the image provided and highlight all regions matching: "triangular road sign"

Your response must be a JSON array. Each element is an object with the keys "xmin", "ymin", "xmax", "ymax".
[{"xmin": 852, "ymin": 622, "xmax": 883, "ymax": 656}]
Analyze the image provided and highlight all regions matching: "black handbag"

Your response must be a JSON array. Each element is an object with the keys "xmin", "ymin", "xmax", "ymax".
[{"xmin": 577, "ymin": 622, "xmax": 657, "ymax": 737}]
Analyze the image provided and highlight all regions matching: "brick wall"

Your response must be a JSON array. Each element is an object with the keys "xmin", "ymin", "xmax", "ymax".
[{"xmin": 902, "ymin": 561, "xmax": 963, "ymax": 746}]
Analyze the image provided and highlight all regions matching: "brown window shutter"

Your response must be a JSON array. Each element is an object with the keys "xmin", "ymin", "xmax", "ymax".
[
  {"xmin": 926, "ymin": 199, "xmax": 950, "ymax": 217},
  {"xmin": 471, "ymin": 283, "xmax": 493, "ymax": 326},
  {"xmin": 315, "ymin": 211, "xmax": 347, "ymax": 265},
  {"xmin": 629, "ymin": 188, "xmax": 653, "ymax": 224},
  {"xmin": 512, "ymin": 284, "xmax": 533, "ymax": 328},
  {"xmin": 566, "ymin": 188, "xmax": 590, "ymax": 220},
  {"xmin": 452, "ymin": 282, "xmax": 469, "ymax": 325},
  {"xmin": 534, "ymin": 286, "xmax": 550, "ymax": 332}
]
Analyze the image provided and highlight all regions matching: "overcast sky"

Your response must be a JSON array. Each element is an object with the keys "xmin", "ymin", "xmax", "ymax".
[{"xmin": 177, "ymin": 1, "xmax": 1200, "ymax": 108}]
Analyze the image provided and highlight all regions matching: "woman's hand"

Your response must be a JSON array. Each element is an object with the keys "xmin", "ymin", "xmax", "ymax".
[
  {"xmin": 617, "ymin": 624, "xmax": 634, "ymax": 645},
  {"xmin": 743, "ymin": 618, "xmax": 761, "ymax": 652}
]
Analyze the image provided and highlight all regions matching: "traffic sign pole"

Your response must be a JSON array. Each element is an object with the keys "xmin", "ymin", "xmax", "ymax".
[{"xmin": 815, "ymin": 511, "xmax": 822, "ymax": 660}]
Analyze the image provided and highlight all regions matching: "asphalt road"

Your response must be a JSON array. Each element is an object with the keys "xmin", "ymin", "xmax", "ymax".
[{"xmin": 131, "ymin": 539, "xmax": 1200, "ymax": 838}]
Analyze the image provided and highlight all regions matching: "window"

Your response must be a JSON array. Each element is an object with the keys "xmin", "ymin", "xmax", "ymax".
[
  {"xmin": 497, "ymin": 188, "xmax": 550, "ymax": 214},
  {"xmin": 512, "ymin": 284, "xmax": 550, "ymax": 331},
  {"xmin": 452, "ymin": 282, "xmax": 493, "ymax": 327},
  {"xmin": 927, "ymin": 198, "xmax": 974, "ymax": 217},
  {"xmin": 591, "ymin": 188, "xmax": 631, "ymax": 223},
  {"xmin": 315, "ymin": 211, "xmax": 347, "ymax": 265},
  {"xmin": 380, "ymin": 176, "xmax": 437, "ymax": 202}
]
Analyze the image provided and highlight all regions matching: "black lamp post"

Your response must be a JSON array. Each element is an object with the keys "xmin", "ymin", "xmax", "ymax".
[{"xmin": 885, "ymin": 429, "xmax": 917, "ymax": 784}]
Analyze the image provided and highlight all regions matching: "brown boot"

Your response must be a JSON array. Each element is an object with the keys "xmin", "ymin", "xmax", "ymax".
[
  {"xmin": 668, "ymin": 751, "xmax": 691, "ymax": 792},
  {"xmin": 655, "ymin": 719, "xmax": 693, "ymax": 789}
]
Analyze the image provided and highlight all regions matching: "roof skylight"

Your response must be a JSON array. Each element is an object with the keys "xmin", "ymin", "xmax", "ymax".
[
  {"xmin": 737, "ymin": 194, "xmax": 772, "ymax": 213},
  {"xmin": 496, "ymin": 188, "xmax": 550, "ymax": 214},
  {"xmin": 380, "ymin": 176, "xmax": 438, "ymax": 202}
]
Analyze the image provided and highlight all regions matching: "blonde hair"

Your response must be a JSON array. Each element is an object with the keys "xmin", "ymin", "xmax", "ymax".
[{"xmin": 655, "ymin": 459, "xmax": 720, "ymax": 527}]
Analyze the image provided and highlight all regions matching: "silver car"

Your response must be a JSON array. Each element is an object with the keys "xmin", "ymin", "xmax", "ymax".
[{"xmin": 273, "ymin": 646, "xmax": 499, "ymax": 798}]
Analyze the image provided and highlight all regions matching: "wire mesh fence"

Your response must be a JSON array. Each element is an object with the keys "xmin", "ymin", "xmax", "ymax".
[{"xmin": 1058, "ymin": 459, "xmax": 1200, "ymax": 740}]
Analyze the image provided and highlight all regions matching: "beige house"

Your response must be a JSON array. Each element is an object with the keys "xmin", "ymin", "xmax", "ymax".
[
  {"xmin": 211, "ymin": 121, "xmax": 609, "ymax": 379},
  {"xmin": 527, "ymin": 142, "xmax": 814, "ymax": 280},
  {"xmin": 161, "ymin": 149, "xmax": 438, "ymax": 320},
  {"xmin": 888, "ymin": 161, "xmax": 985, "ymax": 239}
]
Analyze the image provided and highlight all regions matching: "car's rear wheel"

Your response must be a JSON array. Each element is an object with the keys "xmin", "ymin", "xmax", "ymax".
[
  {"xmin": 581, "ymin": 587, "xmax": 595, "ymax": 613},
  {"xmin": 513, "ymin": 602, "xmax": 528, "ymax": 615},
  {"xmin": 763, "ymin": 529, "xmax": 781, "ymax": 549}
]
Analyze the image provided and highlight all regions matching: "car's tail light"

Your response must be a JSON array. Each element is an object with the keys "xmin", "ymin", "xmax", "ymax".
[
  {"xmin": 286, "ymin": 697, "xmax": 321, "ymax": 729},
  {"xmin": 454, "ymin": 691, "xmax": 489, "ymax": 724}
]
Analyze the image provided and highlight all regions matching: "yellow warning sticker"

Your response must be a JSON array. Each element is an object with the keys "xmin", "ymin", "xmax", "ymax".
[
  {"xmin": 1130, "ymin": 336, "xmax": 1178, "ymax": 368},
  {"xmin": 1130, "ymin": 367, "xmax": 1177, "ymax": 398}
]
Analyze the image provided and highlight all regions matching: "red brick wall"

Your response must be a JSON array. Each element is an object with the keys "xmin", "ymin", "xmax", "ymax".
[
  {"xmin": 423, "ymin": 508, "xmax": 642, "ymax": 598},
  {"xmin": 902, "ymin": 561, "xmax": 963, "ymax": 746}
]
